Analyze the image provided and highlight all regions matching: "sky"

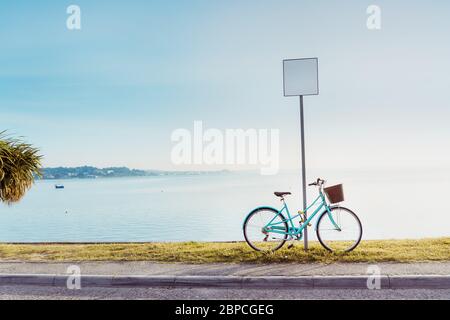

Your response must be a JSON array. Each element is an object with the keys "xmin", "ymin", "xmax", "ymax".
[{"xmin": 1, "ymin": 0, "xmax": 450, "ymax": 172}]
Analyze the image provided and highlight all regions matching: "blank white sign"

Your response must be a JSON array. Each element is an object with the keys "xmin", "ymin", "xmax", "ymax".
[{"xmin": 283, "ymin": 58, "xmax": 319, "ymax": 96}]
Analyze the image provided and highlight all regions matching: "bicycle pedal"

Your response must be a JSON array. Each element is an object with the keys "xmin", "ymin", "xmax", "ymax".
[{"xmin": 287, "ymin": 243, "xmax": 295, "ymax": 249}]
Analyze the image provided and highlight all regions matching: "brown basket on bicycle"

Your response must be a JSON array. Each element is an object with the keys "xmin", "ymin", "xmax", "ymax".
[{"xmin": 324, "ymin": 184, "xmax": 344, "ymax": 204}]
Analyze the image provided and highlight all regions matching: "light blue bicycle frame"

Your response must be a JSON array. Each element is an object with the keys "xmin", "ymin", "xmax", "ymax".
[{"xmin": 263, "ymin": 190, "xmax": 341, "ymax": 238}]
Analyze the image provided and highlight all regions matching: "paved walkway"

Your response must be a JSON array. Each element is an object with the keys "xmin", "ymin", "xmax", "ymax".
[{"xmin": 1, "ymin": 261, "xmax": 449, "ymax": 276}]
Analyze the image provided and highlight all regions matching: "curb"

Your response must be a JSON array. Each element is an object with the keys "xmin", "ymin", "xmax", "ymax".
[{"xmin": 1, "ymin": 274, "xmax": 450, "ymax": 289}]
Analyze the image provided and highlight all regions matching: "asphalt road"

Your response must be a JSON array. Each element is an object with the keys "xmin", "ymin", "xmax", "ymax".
[{"xmin": 0, "ymin": 285, "xmax": 449, "ymax": 300}]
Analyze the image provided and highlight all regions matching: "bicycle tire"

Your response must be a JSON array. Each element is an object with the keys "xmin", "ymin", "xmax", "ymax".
[
  {"xmin": 243, "ymin": 207, "xmax": 288, "ymax": 252},
  {"xmin": 316, "ymin": 206, "xmax": 363, "ymax": 252}
]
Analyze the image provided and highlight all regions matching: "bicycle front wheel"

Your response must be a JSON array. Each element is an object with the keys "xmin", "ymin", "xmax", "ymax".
[
  {"xmin": 316, "ymin": 206, "xmax": 362, "ymax": 252},
  {"xmin": 243, "ymin": 207, "xmax": 288, "ymax": 252}
]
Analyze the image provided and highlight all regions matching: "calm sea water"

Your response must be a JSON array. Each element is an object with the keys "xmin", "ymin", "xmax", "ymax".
[{"xmin": 0, "ymin": 169, "xmax": 449, "ymax": 242}]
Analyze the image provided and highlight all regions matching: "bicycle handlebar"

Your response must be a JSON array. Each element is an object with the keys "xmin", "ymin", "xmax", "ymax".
[{"xmin": 308, "ymin": 178, "xmax": 326, "ymax": 187}]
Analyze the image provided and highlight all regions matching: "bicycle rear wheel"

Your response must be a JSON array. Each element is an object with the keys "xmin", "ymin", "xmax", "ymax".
[
  {"xmin": 243, "ymin": 207, "xmax": 288, "ymax": 252},
  {"xmin": 316, "ymin": 206, "xmax": 362, "ymax": 252}
]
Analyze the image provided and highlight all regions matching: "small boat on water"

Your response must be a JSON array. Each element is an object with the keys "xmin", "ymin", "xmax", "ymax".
[{"xmin": 55, "ymin": 184, "xmax": 65, "ymax": 189}]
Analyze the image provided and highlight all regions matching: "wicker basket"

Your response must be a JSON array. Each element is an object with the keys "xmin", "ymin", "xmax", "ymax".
[{"xmin": 324, "ymin": 184, "xmax": 344, "ymax": 204}]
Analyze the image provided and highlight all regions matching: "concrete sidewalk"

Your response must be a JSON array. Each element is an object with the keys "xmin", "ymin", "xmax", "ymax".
[
  {"xmin": 0, "ymin": 262, "xmax": 449, "ymax": 289},
  {"xmin": 1, "ymin": 261, "xmax": 450, "ymax": 276}
]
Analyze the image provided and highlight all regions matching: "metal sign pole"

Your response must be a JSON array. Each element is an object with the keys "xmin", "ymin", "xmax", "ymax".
[
  {"xmin": 283, "ymin": 57, "xmax": 318, "ymax": 252},
  {"xmin": 299, "ymin": 95, "xmax": 308, "ymax": 251}
]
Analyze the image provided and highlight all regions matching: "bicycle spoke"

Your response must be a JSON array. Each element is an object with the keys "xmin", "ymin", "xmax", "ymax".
[
  {"xmin": 317, "ymin": 207, "xmax": 362, "ymax": 252},
  {"xmin": 246, "ymin": 224, "xmax": 263, "ymax": 228},
  {"xmin": 244, "ymin": 208, "xmax": 288, "ymax": 252}
]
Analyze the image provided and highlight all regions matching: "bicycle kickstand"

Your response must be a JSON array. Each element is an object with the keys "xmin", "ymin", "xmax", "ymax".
[{"xmin": 287, "ymin": 237, "xmax": 296, "ymax": 249}]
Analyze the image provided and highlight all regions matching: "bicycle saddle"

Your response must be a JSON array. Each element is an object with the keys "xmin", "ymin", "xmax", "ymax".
[{"xmin": 274, "ymin": 192, "xmax": 291, "ymax": 197}]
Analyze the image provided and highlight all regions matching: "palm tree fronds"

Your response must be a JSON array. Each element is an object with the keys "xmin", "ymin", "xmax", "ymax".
[{"xmin": 0, "ymin": 131, "xmax": 42, "ymax": 204}]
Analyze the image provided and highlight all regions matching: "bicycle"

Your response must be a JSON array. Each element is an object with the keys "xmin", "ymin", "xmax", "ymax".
[{"xmin": 243, "ymin": 178, "xmax": 363, "ymax": 252}]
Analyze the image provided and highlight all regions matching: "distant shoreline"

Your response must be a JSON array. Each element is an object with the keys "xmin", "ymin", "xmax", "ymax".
[{"xmin": 39, "ymin": 166, "xmax": 231, "ymax": 180}]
